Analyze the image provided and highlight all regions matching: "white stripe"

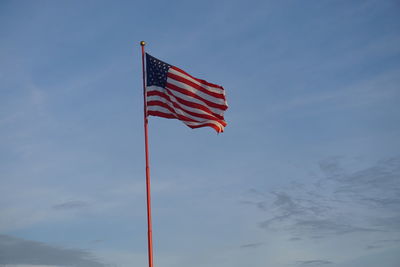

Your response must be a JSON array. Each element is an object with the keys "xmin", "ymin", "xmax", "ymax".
[
  {"xmin": 147, "ymin": 85, "xmax": 225, "ymax": 116},
  {"xmin": 147, "ymin": 105, "xmax": 174, "ymax": 115},
  {"xmin": 167, "ymin": 78, "xmax": 227, "ymax": 106},
  {"xmin": 169, "ymin": 68, "xmax": 225, "ymax": 95}
]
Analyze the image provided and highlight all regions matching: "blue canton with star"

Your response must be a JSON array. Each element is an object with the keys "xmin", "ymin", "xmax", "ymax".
[{"xmin": 146, "ymin": 53, "xmax": 171, "ymax": 88}]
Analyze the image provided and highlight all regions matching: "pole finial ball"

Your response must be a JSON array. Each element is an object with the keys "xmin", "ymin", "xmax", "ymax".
[{"xmin": 140, "ymin": 41, "xmax": 146, "ymax": 46}]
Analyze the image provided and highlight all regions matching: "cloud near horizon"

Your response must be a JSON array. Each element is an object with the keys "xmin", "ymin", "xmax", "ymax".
[{"xmin": 0, "ymin": 235, "xmax": 106, "ymax": 267}]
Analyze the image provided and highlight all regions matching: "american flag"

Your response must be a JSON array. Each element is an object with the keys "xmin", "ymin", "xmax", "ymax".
[{"xmin": 145, "ymin": 53, "xmax": 228, "ymax": 133}]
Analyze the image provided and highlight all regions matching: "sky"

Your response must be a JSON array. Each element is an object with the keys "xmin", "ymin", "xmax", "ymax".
[{"xmin": 1, "ymin": 0, "xmax": 400, "ymax": 267}]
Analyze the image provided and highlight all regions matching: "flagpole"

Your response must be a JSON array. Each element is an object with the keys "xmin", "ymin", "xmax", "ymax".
[{"xmin": 140, "ymin": 40, "xmax": 154, "ymax": 267}]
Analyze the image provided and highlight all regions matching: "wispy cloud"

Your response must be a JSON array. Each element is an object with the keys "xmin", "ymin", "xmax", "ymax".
[
  {"xmin": 240, "ymin": 242, "xmax": 263, "ymax": 249},
  {"xmin": 293, "ymin": 220, "xmax": 382, "ymax": 236},
  {"xmin": 0, "ymin": 181, "xmax": 144, "ymax": 232},
  {"xmin": 264, "ymin": 67, "xmax": 400, "ymax": 117},
  {"xmin": 0, "ymin": 235, "xmax": 106, "ymax": 267},
  {"xmin": 52, "ymin": 200, "xmax": 89, "ymax": 210},
  {"xmin": 296, "ymin": 260, "xmax": 333, "ymax": 266},
  {"xmin": 245, "ymin": 156, "xmax": 400, "ymax": 242}
]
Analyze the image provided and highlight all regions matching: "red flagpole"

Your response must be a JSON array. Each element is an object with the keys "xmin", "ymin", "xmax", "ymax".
[{"xmin": 140, "ymin": 41, "xmax": 154, "ymax": 267}]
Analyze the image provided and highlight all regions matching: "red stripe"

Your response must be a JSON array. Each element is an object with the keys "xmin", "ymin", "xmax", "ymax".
[
  {"xmin": 147, "ymin": 99, "xmax": 227, "ymax": 127},
  {"xmin": 168, "ymin": 72, "xmax": 226, "ymax": 100},
  {"xmin": 166, "ymin": 82, "xmax": 228, "ymax": 111},
  {"xmin": 171, "ymin": 66, "xmax": 223, "ymax": 89},
  {"xmin": 188, "ymin": 123, "xmax": 223, "ymax": 133},
  {"xmin": 147, "ymin": 90, "xmax": 225, "ymax": 121}
]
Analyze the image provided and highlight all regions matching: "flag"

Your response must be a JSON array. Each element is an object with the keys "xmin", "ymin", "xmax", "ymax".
[{"xmin": 145, "ymin": 53, "xmax": 228, "ymax": 133}]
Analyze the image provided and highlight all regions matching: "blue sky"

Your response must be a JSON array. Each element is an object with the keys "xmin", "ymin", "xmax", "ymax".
[{"xmin": 1, "ymin": 0, "xmax": 400, "ymax": 266}]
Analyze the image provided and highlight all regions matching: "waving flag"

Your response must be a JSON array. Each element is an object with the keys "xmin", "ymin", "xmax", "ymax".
[{"xmin": 145, "ymin": 53, "xmax": 228, "ymax": 133}]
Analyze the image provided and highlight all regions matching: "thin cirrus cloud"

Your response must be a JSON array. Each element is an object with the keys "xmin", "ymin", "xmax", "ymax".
[
  {"xmin": 243, "ymin": 156, "xmax": 400, "ymax": 242},
  {"xmin": 52, "ymin": 200, "xmax": 89, "ymax": 210},
  {"xmin": 296, "ymin": 260, "xmax": 333, "ymax": 266},
  {"xmin": 240, "ymin": 242, "xmax": 264, "ymax": 249},
  {"xmin": 0, "ymin": 234, "xmax": 106, "ymax": 267}
]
